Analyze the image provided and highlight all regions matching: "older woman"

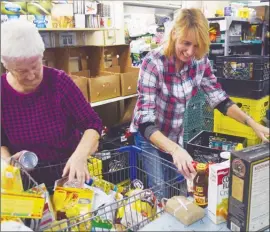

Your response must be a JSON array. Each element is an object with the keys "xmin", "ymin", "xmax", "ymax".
[
  {"xmin": 1, "ymin": 20, "xmax": 102, "ymax": 187},
  {"xmin": 130, "ymin": 8, "xmax": 269, "ymax": 188}
]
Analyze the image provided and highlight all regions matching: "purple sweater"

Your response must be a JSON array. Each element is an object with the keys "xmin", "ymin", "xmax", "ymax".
[{"xmin": 1, "ymin": 66, "xmax": 102, "ymax": 163}]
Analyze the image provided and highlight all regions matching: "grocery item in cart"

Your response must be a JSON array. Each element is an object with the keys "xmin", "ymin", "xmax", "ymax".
[
  {"xmin": 193, "ymin": 163, "xmax": 208, "ymax": 208},
  {"xmin": 52, "ymin": 186, "xmax": 94, "ymax": 220},
  {"xmin": 227, "ymin": 143, "xmax": 269, "ymax": 232},
  {"xmin": 18, "ymin": 151, "xmax": 38, "ymax": 170},
  {"xmin": 26, "ymin": 184, "xmax": 55, "ymax": 230},
  {"xmin": 116, "ymin": 189, "xmax": 157, "ymax": 230},
  {"xmin": 1, "ymin": 219, "xmax": 33, "ymax": 231},
  {"xmin": 208, "ymin": 161, "xmax": 230, "ymax": 224},
  {"xmin": 164, "ymin": 196, "xmax": 205, "ymax": 226},
  {"xmin": 1, "ymin": 159, "xmax": 23, "ymax": 192}
]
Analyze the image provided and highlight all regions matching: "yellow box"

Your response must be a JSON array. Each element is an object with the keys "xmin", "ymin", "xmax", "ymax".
[
  {"xmin": 53, "ymin": 187, "xmax": 94, "ymax": 220},
  {"xmin": 88, "ymin": 157, "xmax": 102, "ymax": 177},
  {"xmin": 1, "ymin": 192, "xmax": 45, "ymax": 219},
  {"xmin": 1, "ymin": 164, "xmax": 23, "ymax": 192}
]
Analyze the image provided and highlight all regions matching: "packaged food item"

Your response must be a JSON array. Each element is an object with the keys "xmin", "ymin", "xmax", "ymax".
[
  {"xmin": 208, "ymin": 161, "xmax": 230, "ymax": 224},
  {"xmin": 116, "ymin": 189, "xmax": 157, "ymax": 229},
  {"xmin": 27, "ymin": 184, "xmax": 55, "ymax": 230},
  {"xmin": 52, "ymin": 186, "xmax": 94, "ymax": 221},
  {"xmin": 164, "ymin": 196, "xmax": 205, "ymax": 226},
  {"xmin": 1, "ymin": 191, "xmax": 45, "ymax": 219},
  {"xmin": 193, "ymin": 163, "xmax": 208, "ymax": 208},
  {"xmin": 87, "ymin": 157, "xmax": 102, "ymax": 177},
  {"xmin": 86, "ymin": 176, "xmax": 123, "ymax": 194},
  {"xmin": 1, "ymin": 220, "xmax": 33, "ymax": 231},
  {"xmin": 1, "ymin": 159, "xmax": 23, "ymax": 192},
  {"xmin": 227, "ymin": 143, "xmax": 269, "ymax": 232},
  {"xmin": 44, "ymin": 219, "xmax": 68, "ymax": 232}
]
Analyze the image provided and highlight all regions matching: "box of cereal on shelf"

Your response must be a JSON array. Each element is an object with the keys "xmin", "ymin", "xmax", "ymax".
[
  {"xmin": 208, "ymin": 161, "xmax": 230, "ymax": 224},
  {"xmin": 227, "ymin": 143, "xmax": 269, "ymax": 232}
]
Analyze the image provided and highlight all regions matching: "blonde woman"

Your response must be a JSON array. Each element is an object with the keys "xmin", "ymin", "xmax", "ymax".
[{"xmin": 130, "ymin": 9, "xmax": 269, "ymax": 190}]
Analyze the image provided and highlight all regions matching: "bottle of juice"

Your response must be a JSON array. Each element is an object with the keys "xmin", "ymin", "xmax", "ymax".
[{"xmin": 193, "ymin": 163, "xmax": 208, "ymax": 208}]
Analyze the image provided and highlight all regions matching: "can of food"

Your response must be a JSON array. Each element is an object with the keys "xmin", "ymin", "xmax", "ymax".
[{"xmin": 19, "ymin": 150, "xmax": 38, "ymax": 169}]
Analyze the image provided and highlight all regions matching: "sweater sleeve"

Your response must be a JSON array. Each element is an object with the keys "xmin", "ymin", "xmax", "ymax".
[
  {"xmin": 1, "ymin": 126, "xmax": 9, "ymax": 147},
  {"xmin": 59, "ymin": 72, "xmax": 102, "ymax": 135}
]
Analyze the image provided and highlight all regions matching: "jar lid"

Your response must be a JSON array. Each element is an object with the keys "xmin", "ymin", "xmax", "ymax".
[
  {"xmin": 196, "ymin": 163, "xmax": 207, "ymax": 171},
  {"xmin": 220, "ymin": 151, "xmax": 231, "ymax": 160}
]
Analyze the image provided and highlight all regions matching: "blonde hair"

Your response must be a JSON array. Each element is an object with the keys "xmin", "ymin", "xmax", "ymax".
[{"xmin": 164, "ymin": 8, "xmax": 210, "ymax": 60}]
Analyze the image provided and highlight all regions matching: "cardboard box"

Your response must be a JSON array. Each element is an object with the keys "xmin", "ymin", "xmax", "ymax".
[
  {"xmin": 88, "ymin": 74, "xmax": 120, "ymax": 102},
  {"xmin": 119, "ymin": 97, "xmax": 137, "ymax": 124},
  {"xmin": 208, "ymin": 161, "xmax": 230, "ymax": 225},
  {"xmin": 104, "ymin": 67, "xmax": 139, "ymax": 96},
  {"xmin": 70, "ymin": 74, "xmax": 89, "ymax": 102},
  {"xmin": 51, "ymin": 3, "xmax": 74, "ymax": 28},
  {"xmin": 227, "ymin": 143, "xmax": 269, "ymax": 232},
  {"xmin": 165, "ymin": 196, "xmax": 205, "ymax": 226}
]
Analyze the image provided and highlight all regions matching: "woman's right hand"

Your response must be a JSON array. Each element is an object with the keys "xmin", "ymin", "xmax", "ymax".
[
  {"xmin": 170, "ymin": 145, "xmax": 196, "ymax": 179},
  {"xmin": 8, "ymin": 152, "xmax": 23, "ymax": 165}
]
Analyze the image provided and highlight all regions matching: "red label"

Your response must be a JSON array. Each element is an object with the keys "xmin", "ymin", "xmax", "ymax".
[{"xmin": 217, "ymin": 168, "xmax": 229, "ymax": 185}]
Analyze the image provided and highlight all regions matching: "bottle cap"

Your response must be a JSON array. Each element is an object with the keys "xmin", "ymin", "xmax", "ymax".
[
  {"xmin": 220, "ymin": 151, "xmax": 231, "ymax": 160},
  {"xmin": 196, "ymin": 163, "xmax": 207, "ymax": 171},
  {"xmin": 235, "ymin": 143, "xmax": 244, "ymax": 151}
]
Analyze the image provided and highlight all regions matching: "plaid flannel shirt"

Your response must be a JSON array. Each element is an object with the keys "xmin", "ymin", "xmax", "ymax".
[{"xmin": 130, "ymin": 46, "xmax": 228, "ymax": 146}]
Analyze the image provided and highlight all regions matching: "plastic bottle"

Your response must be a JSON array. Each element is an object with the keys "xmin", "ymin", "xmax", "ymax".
[
  {"xmin": 193, "ymin": 163, "xmax": 208, "ymax": 208},
  {"xmin": 235, "ymin": 143, "xmax": 243, "ymax": 151}
]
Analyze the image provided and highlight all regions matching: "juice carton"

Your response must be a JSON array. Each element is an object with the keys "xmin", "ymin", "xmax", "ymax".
[{"xmin": 208, "ymin": 161, "xmax": 230, "ymax": 224}]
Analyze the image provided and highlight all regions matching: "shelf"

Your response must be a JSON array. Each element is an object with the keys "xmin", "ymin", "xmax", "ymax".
[
  {"xmin": 229, "ymin": 41, "xmax": 262, "ymax": 46},
  {"xmin": 38, "ymin": 28, "xmax": 118, "ymax": 32},
  {"xmin": 210, "ymin": 43, "xmax": 224, "ymax": 45},
  {"xmin": 123, "ymin": 1, "xmax": 181, "ymax": 10},
  {"xmin": 91, "ymin": 94, "xmax": 138, "ymax": 107}
]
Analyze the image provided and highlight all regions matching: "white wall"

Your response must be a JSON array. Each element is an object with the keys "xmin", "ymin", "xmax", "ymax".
[{"xmin": 202, "ymin": 1, "xmax": 231, "ymax": 18}]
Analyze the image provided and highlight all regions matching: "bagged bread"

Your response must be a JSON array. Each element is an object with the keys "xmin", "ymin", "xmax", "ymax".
[{"xmin": 165, "ymin": 196, "xmax": 205, "ymax": 226}]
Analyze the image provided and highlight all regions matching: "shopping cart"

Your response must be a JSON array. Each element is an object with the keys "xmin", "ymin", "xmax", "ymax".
[
  {"xmin": 1, "ymin": 159, "xmax": 46, "ymax": 231},
  {"xmin": 41, "ymin": 146, "xmax": 187, "ymax": 231}
]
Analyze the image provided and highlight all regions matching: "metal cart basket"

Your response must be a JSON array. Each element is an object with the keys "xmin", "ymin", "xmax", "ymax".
[{"xmin": 39, "ymin": 146, "xmax": 187, "ymax": 231}]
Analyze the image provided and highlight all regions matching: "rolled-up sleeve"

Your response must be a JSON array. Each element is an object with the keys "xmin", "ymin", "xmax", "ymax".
[
  {"xmin": 200, "ymin": 57, "xmax": 228, "ymax": 108},
  {"xmin": 133, "ymin": 57, "xmax": 159, "ymax": 127},
  {"xmin": 61, "ymin": 73, "xmax": 102, "ymax": 135}
]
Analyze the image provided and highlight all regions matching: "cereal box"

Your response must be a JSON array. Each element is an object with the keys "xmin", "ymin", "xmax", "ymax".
[{"xmin": 208, "ymin": 161, "xmax": 230, "ymax": 224}]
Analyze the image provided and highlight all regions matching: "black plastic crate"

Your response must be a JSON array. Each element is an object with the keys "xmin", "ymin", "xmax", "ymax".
[
  {"xmin": 216, "ymin": 55, "xmax": 269, "ymax": 81},
  {"xmin": 186, "ymin": 131, "xmax": 247, "ymax": 163},
  {"xmin": 218, "ymin": 77, "xmax": 269, "ymax": 99}
]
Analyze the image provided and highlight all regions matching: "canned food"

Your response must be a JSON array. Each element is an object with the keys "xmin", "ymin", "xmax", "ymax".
[{"xmin": 19, "ymin": 150, "xmax": 38, "ymax": 169}]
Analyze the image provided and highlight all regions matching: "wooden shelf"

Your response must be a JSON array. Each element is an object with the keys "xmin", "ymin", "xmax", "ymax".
[
  {"xmin": 91, "ymin": 94, "xmax": 138, "ymax": 107},
  {"xmin": 38, "ymin": 28, "xmax": 118, "ymax": 32}
]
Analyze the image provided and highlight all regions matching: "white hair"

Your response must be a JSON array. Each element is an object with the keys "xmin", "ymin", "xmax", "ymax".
[{"xmin": 1, "ymin": 20, "xmax": 45, "ymax": 61}]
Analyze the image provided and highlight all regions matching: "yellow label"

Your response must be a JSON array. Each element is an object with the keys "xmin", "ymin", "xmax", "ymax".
[
  {"xmin": 195, "ymin": 186, "xmax": 204, "ymax": 193},
  {"xmin": 194, "ymin": 195, "xmax": 207, "ymax": 206},
  {"xmin": 88, "ymin": 157, "xmax": 102, "ymax": 177},
  {"xmin": 232, "ymin": 175, "xmax": 244, "ymax": 202},
  {"xmin": 1, "ymin": 193, "xmax": 45, "ymax": 219}
]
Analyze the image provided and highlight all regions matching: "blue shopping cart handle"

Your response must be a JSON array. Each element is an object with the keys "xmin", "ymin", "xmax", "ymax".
[{"xmin": 116, "ymin": 145, "xmax": 142, "ymax": 153}]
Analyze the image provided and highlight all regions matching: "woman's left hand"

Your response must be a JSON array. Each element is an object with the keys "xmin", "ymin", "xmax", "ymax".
[
  {"xmin": 250, "ymin": 122, "xmax": 269, "ymax": 142},
  {"xmin": 62, "ymin": 154, "xmax": 90, "ymax": 186}
]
